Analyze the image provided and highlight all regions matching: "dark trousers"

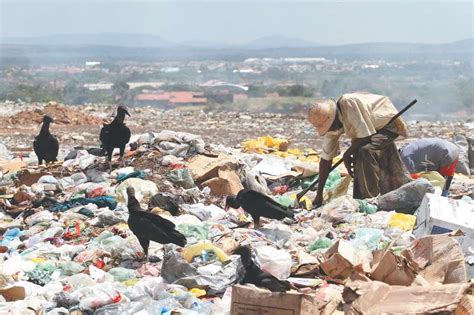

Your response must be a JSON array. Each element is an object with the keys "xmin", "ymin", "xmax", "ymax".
[{"xmin": 353, "ymin": 129, "xmax": 412, "ymax": 199}]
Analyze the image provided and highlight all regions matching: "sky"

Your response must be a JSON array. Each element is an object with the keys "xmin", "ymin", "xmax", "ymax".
[{"xmin": 0, "ymin": 0, "xmax": 472, "ymax": 45}]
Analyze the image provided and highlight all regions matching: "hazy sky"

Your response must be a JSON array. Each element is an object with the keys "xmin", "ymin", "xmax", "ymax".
[{"xmin": 0, "ymin": 0, "xmax": 472, "ymax": 45}]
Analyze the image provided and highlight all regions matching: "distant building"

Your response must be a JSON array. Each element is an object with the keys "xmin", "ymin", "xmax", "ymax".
[
  {"xmin": 160, "ymin": 67, "xmax": 180, "ymax": 73},
  {"xmin": 282, "ymin": 57, "xmax": 328, "ymax": 63},
  {"xmin": 362, "ymin": 64, "xmax": 380, "ymax": 69},
  {"xmin": 83, "ymin": 83, "xmax": 113, "ymax": 90},
  {"xmin": 135, "ymin": 91, "xmax": 207, "ymax": 107},
  {"xmin": 85, "ymin": 61, "xmax": 101, "ymax": 67},
  {"xmin": 127, "ymin": 82, "xmax": 164, "ymax": 89}
]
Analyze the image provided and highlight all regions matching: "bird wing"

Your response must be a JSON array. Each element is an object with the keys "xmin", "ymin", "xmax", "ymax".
[
  {"xmin": 150, "ymin": 194, "xmax": 180, "ymax": 216},
  {"xmin": 128, "ymin": 213, "xmax": 186, "ymax": 247},
  {"xmin": 122, "ymin": 125, "xmax": 131, "ymax": 143},
  {"xmin": 50, "ymin": 135, "xmax": 59, "ymax": 158},
  {"xmin": 99, "ymin": 124, "xmax": 111, "ymax": 146},
  {"xmin": 240, "ymin": 190, "xmax": 294, "ymax": 219},
  {"xmin": 33, "ymin": 137, "xmax": 40, "ymax": 155},
  {"xmin": 138, "ymin": 211, "xmax": 177, "ymax": 229},
  {"xmin": 244, "ymin": 263, "xmax": 291, "ymax": 292}
]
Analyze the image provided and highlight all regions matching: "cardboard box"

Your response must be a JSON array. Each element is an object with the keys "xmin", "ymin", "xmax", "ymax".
[
  {"xmin": 231, "ymin": 285, "xmax": 319, "ymax": 315},
  {"xmin": 413, "ymin": 193, "xmax": 474, "ymax": 254},
  {"xmin": 0, "ymin": 159, "xmax": 27, "ymax": 174},
  {"xmin": 320, "ymin": 240, "xmax": 371, "ymax": 280}
]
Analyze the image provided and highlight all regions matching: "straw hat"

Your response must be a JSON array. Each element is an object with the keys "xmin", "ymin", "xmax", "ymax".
[{"xmin": 307, "ymin": 99, "xmax": 337, "ymax": 136}]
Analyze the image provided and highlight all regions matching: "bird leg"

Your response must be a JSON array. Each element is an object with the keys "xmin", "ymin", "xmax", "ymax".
[
  {"xmin": 119, "ymin": 146, "xmax": 126, "ymax": 167},
  {"xmin": 107, "ymin": 159, "xmax": 113, "ymax": 172},
  {"xmin": 254, "ymin": 217, "xmax": 260, "ymax": 229},
  {"xmin": 138, "ymin": 238, "xmax": 150, "ymax": 264}
]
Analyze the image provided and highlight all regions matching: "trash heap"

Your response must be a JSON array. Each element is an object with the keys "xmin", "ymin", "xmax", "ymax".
[{"xmin": 0, "ymin": 130, "xmax": 473, "ymax": 314}]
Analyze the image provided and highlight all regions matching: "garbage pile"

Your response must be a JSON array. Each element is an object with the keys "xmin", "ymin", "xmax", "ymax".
[
  {"xmin": 4, "ymin": 102, "xmax": 104, "ymax": 126},
  {"xmin": 1, "ymin": 126, "xmax": 474, "ymax": 313}
]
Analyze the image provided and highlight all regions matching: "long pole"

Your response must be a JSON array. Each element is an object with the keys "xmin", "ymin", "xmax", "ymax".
[{"xmin": 294, "ymin": 99, "xmax": 418, "ymax": 206}]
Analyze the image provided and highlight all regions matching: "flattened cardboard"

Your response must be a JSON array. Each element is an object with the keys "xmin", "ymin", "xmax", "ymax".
[
  {"xmin": 0, "ymin": 286, "xmax": 26, "ymax": 301},
  {"xmin": 231, "ymin": 284, "xmax": 321, "ymax": 315},
  {"xmin": 402, "ymin": 234, "xmax": 467, "ymax": 284},
  {"xmin": 320, "ymin": 240, "xmax": 370, "ymax": 279},
  {"xmin": 201, "ymin": 167, "xmax": 244, "ymax": 196},
  {"xmin": 188, "ymin": 154, "xmax": 238, "ymax": 183},
  {"xmin": 371, "ymin": 248, "xmax": 417, "ymax": 286},
  {"xmin": 455, "ymin": 294, "xmax": 474, "ymax": 315},
  {"xmin": 0, "ymin": 159, "xmax": 27, "ymax": 174},
  {"xmin": 16, "ymin": 169, "xmax": 51, "ymax": 187},
  {"xmin": 351, "ymin": 281, "xmax": 469, "ymax": 314}
]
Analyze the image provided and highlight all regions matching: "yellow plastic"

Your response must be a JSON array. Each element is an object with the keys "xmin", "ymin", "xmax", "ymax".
[
  {"xmin": 189, "ymin": 288, "xmax": 207, "ymax": 297},
  {"xmin": 388, "ymin": 213, "xmax": 417, "ymax": 232},
  {"xmin": 289, "ymin": 194, "xmax": 313, "ymax": 210},
  {"xmin": 242, "ymin": 136, "xmax": 321, "ymax": 163},
  {"xmin": 182, "ymin": 243, "xmax": 230, "ymax": 263},
  {"xmin": 417, "ymin": 171, "xmax": 446, "ymax": 189},
  {"xmin": 31, "ymin": 258, "xmax": 46, "ymax": 263},
  {"xmin": 123, "ymin": 279, "xmax": 139, "ymax": 286}
]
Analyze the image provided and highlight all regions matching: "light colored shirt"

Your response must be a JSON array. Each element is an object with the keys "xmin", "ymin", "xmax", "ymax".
[
  {"xmin": 321, "ymin": 92, "xmax": 408, "ymax": 160},
  {"xmin": 400, "ymin": 138, "xmax": 460, "ymax": 173}
]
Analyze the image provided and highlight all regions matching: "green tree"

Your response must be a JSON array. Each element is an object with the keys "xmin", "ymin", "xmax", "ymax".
[{"xmin": 112, "ymin": 80, "xmax": 130, "ymax": 102}]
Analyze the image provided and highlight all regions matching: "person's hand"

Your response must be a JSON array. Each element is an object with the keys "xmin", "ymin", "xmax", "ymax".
[
  {"xmin": 343, "ymin": 151, "xmax": 355, "ymax": 177},
  {"xmin": 313, "ymin": 194, "xmax": 323, "ymax": 208}
]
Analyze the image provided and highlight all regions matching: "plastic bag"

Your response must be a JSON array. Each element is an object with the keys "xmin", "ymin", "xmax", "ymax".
[
  {"xmin": 167, "ymin": 168, "xmax": 195, "ymax": 189},
  {"xmin": 388, "ymin": 213, "xmax": 417, "ymax": 232},
  {"xmin": 64, "ymin": 273, "xmax": 96, "ymax": 290},
  {"xmin": 177, "ymin": 223, "xmax": 210, "ymax": 242},
  {"xmin": 260, "ymin": 223, "xmax": 293, "ymax": 245},
  {"xmin": 308, "ymin": 237, "xmax": 332, "ymax": 251},
  {"xmin": 356, "ymin": 199, "xmax": 378, "ymax": 214},
  {"xmin": 0, "ymin": 228, "xmax": 22, "ymax": 246},
  {"xmin": 25, "ymin": 210, "xmax": 54, "ymax": 226},
  {"xmin": 59, "ymin": 261, "xmax": 85, "ymax": 276},
  {"xmin": 182, "ymin": 243, "xmax": 230, "ymax": 263},
  {"xmin": 108, "ymin": 267, "xmax": 137, "ymax": 282},
  {"xmin": 321, "ymin": 196, "xmax": 359, "ymax": 223},
  {"xmin": 115, "ymin": 178, "xmax": 158, "ymax": 204},
  {"xmin": 416, "ymin": 171, "xmax": 446, "ymax": 189},
  {"xmin": 275, "ymin": 194, "xmax": 312, "ymax": 210},
  {"xmin": 75, "ymin": 284, "xmax": 124, "ymax": 311},
  {"xmin": 182, "ymin": 203, "xmax": 226, "ymax": 222},
  {"xmin": 94, "ymin": 296, "xmax": 165, "ymax": 315},
  {"xmin": 255, "ymin": 246, "xmax": 292, "ymax": 279},
  {"xmin": 350, "ymin": 228, "xmax": 384, "ymax": 252},
  {"xmin": 38, "ymin": 175, "xmax": 58, "ymax": 184}
]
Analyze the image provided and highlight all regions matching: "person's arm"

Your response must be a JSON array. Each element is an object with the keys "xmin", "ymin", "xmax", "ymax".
[
  {"xmin": 342, "ymin": 136, "xmax": 371, "ymax": 177},
  {"xmin": 441, "ymin": 175, "xmax": 453, "ymax": 197},
  {"xmin": 314, "ymin": 158, "xmax": 332, "ymax": 208}
]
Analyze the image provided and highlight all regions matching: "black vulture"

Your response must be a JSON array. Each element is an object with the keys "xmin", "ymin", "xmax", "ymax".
[
  {"xmin": 33, "ymin": 115, "xmax": 59, "ymax": 165},
  {"xmin": 149, "ymin": 193, "xmax": 181, "ymax": 216},
  {"xmin": 225, "ymin": 189, "xmax": 294, "ymax": 227},
  {"xmin": 126, "ymin": 187, "xmax": 186, "ymax": 261},
  {"xmin": 100, "ymin": 105, "xmax": 131, "ymax": 170},
  {"xmin": 233, "ymin": 245, "xmax": 293, "ymax": 292}
]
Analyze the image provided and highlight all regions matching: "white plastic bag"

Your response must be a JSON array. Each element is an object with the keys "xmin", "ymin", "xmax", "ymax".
[
  {"xmin": 255, "ymin": 246, "xmax": 292, "ymax": 279},
  {"xmin": 116, "ymin": 178, "xmax": 158, "ymax": 204}
]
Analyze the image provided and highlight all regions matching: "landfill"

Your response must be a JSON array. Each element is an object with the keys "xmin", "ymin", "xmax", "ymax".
[{"xmin": 0, "ymin": 102, "xmax": 473, "ymax": 314}]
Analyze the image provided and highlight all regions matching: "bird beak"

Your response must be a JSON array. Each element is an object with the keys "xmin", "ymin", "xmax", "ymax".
[
  {"xmin": 125, "ymin": 110, "xmax": 131, "ymax": 117},
  {"xmin": 225, "ymin": 205, "xmax": 230, "ymax": 211}
]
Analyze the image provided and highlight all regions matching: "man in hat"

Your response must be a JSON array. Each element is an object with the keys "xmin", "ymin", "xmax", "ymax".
[{"xmin": 308, "ymin": 92, "xmax": 411, "ymax": 207}]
